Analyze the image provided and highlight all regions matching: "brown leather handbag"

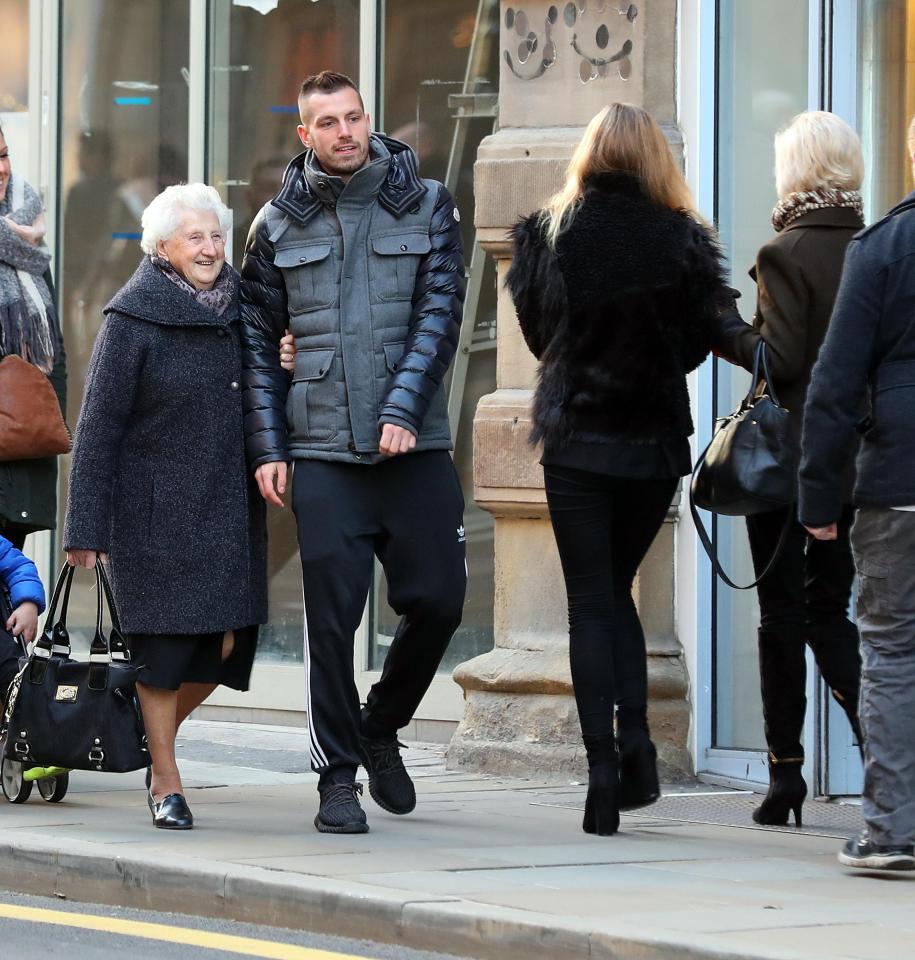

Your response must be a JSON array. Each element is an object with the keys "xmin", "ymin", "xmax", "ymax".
[{"xmin": 0, "ymin": 354, "xmax": 71, "ymax": 461}]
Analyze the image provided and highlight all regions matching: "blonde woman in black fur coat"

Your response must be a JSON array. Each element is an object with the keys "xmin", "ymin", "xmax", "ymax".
[{"xmin": 508, "ymin": 103, "xmax": 728, "ymax": 836}]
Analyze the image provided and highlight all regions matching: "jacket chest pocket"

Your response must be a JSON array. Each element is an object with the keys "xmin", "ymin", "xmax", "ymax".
[
  {"xmin": 370, "ymin": 232, "xmax": 432, "ymax": 302},
  {"xmin": 276, "ymin": 242, "xmax": 336, "ymax": 314},
  {"xmin": 287, "ymin": 347, "xmax": 337, "ymax": 443}
]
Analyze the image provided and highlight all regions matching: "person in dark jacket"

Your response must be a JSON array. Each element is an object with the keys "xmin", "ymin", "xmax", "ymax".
[
  {"xmin": 0, "ymin": 533, "xmax": 46, "ymax": 699},
  {"xmin": 507, "ymin": 103, "xmax": 727, "ymax": 836},
  {"xmin": 716, "ymin": 111, "xmax": 865, "ymax": 828},
  {"xmin": 64, "ymin": 183, "xmax": 267, "ymax": 831},
  {"xmin": 0, "ymin": 123, "xmax": 67, "ymax": 549},
  {"xmin": 241, "ymin": 71, "xmax": 465, "ymax": 834},
  {"xmin": 798, "ymin": 116, "xmax": 915, "ymax": 873}
]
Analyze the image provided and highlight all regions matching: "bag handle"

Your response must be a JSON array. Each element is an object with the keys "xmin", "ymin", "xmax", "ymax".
[
  {"xmin": 32, "ymin": 561, "xmax": 130, "ymax": 666},
  {"xmin": 31, "ymin": 563, "xmax": 75, "ymax": 660},
  {"xmin": 688, "ymin": 462, "xmax": 792, "ymax": 590},
  {"xmin": 745, "ymin": 341, "xmax": 783, "ymax": 409}
]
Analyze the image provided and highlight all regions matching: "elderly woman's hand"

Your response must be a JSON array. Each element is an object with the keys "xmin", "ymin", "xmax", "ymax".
[
  {"xmin": 279, "ymin": 330, "xmax": 295, "ymax": 373},
  {"xmin": 3, "ymin": 211, "xmax": 46, "ymax": 246},
  {"xmin": 66, "ymin": 549, "xmax": 108, "ymax": 569}
]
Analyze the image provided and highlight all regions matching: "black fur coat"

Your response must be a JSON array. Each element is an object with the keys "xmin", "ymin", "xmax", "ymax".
[{"xmin": 507, "ymin": 172, "xmax": 727, "ymax": 449}]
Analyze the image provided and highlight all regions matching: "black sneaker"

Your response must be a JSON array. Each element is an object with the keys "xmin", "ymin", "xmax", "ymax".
[
  {"xmin": 838, "ymin": 831, "xmax": 915, "ymax": 871},
  {"xmin": 358, "ymin": 734, "xmax": 416, "ymax": 815},
  {"xmin": 314, "ymin": 782, "xmax": 369, "ymax": 834}
]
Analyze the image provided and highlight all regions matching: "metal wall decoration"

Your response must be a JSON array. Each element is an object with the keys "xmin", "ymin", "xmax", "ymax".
[{"xmin": 504, "ymin": 2, "xmax": 638, "ymax": 83}]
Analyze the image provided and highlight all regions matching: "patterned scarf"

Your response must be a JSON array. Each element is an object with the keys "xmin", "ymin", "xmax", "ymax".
[
  {"xmin": 0, "ymin": 175, "xmax": 56, "ymax": 373},
  {"xmin": 150, "ymin": 255, "xmax": 235, "ymax": 316},
  {"xmin": 772, "ymin": 187, "xmax": 863, "ymax": 233}
]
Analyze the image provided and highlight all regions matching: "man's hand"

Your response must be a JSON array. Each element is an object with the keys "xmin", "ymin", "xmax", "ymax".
[
  {"xmin": 379, "ymin": 423, "xmax": 416, "ymax": 457},
  {"xmin": 279, "ymin": 329, "xmax": 295, "ymax": 373},
  {"xmin": 66, "ymin": 549, "xmax": 107, "ymax": 568},
  {"xmin": 6, "ymin": 601, "xmax": 39, "ymax": 644},
  {"xmin": 255, "ymin": 461, "xmax": 288, "ymax": 507},
  {"xmin": 804, "ymin": 523, "xmax": 838, "ymax": 541}
]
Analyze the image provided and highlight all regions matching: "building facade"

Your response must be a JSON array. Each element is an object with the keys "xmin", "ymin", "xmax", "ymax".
[{"xmin": 3, "ymin": 0, "xmax": 913, "ymax": 797}]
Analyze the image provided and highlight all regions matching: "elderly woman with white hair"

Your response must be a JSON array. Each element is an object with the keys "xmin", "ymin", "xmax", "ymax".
[
  {"xmin": 717, "ymin": 111, "xmax": 865, "ymax": 828},
  {"xmin": 64, "ymin": 183, "xmax": 267, "ymax": 830}
]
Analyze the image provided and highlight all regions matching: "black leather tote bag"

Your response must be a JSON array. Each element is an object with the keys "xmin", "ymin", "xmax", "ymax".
[
  {"xmin": 690, "ymin": 342, "xmax": 796, "ymax": 589},
  {"xmin": 1, "ymin": 562, "xmax": 148, "ymax": 773}
]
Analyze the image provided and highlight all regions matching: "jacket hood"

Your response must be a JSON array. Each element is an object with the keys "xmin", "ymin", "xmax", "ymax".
[
  {"xmin": 271, "ymin": 133, "xmax": 428, "ymax": 226},
  {"xmin": 104, "ymin": 256, "xmax": 239, "ymax": 327}
]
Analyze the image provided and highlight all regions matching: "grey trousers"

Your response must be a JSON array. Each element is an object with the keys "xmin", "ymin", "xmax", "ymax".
[{"xmin": 851, "ymin": 506, "xmax": 915, "ymax": 847}]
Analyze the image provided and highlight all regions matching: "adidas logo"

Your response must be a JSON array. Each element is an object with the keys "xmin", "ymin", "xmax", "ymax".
[{"xmin": 457, "ymin": 525, "xmax": 466, "ymax": 543}]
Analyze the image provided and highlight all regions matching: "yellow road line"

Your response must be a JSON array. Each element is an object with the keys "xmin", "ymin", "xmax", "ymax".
[{"xmin": 0, "ymin": 902, "xmax": 375, "ymax": 960}]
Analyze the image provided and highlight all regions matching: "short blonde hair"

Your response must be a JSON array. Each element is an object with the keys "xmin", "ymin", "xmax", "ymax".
[
  {"xmin": 774, "ymin": 111, "xmax": 864, "ymax": 199},
  {"xmin": 542, "ymin": 103, "xmax": 700, "ymax": 248},
  {"xmin": 907, "ymin": 115, "xmax": 915, "ymax": 159},
  {"xmin": 140, "ymin": 183, "xmax": 231, "ymax": 255}
]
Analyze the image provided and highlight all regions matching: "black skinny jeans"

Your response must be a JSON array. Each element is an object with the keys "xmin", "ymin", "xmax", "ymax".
[
  {"xmin": 745, "ymin": 505, "xmax": 861, "ymax": 761},
  {"xmin": 543, "ymin": 466, "xmax": 678, "ymax": 740}
]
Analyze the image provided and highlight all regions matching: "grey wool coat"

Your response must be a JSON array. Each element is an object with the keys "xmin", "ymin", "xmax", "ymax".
[{"xmin": 63, "ymin": 257, "xmax": 268, "ymax": 636}]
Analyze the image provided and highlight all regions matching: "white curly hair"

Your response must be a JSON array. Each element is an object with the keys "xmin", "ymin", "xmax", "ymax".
[{"xmin": 140, "ymin": 182, "xmax": 231, "ymax": 255}]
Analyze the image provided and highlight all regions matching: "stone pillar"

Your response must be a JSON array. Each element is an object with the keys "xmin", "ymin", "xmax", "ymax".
[{"xmin": 447, "ymin": 0, "xmax": 692, "ymax": 781}]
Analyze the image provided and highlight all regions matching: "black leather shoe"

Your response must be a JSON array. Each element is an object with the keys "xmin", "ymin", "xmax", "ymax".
[
  {"xmin": 618, "ymin": 729, "xmax": 660, "ymax": 811},
  {"xmin": 753, "ymin": 760, "xmax": 806, "ymax": 827},
  {"xmin": 147, "ymin": 789, "xmax": 194, "ymax": 830},
  {"xmin": 358, "ymin": 734, "xmax": 416, "ymax": 815}
]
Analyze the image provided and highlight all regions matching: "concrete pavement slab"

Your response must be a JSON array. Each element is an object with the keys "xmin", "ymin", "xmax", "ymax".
[{"xmin": 0, "ymin": 720, "xmax": 911, "ymax": 960}]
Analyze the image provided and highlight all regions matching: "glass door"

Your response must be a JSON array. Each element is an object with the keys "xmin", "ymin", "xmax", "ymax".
[
  {"xmin": 55, "ymin": 0, "xmax": 192, "ymax": 647},
  {"xmin": 706, "ymin": 0, "xmax": 813, "ymax": 785}
]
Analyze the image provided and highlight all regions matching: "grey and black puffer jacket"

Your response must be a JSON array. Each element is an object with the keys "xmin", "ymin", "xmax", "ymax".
[{"xmin": 239, "ymin": 134, "xmax": 465, "ymax": 467}]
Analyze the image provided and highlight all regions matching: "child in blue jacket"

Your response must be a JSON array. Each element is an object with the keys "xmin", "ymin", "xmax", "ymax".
[{"xmin": 0, "ymin": 534, "xmax": 46, "ymax": 699}]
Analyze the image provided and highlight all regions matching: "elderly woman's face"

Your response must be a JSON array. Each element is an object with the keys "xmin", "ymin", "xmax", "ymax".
[
  {"xmin": 0, "ymin": 132, "xmax": 11, "ymax": 204},
  {"xmin": 157, "ymin": 208, "xmax": 225, "ymax": 290}
]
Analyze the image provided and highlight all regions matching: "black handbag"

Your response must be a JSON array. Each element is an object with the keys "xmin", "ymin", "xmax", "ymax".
[
  {"xmin": 1, "ymin": 562, "xmax": 148, "ymax": 773},
  {"xmin": 689, "ymin": 342, "xmax": 796, "ymax": 589}
]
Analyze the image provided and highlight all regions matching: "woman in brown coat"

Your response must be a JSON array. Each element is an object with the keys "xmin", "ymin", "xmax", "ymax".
[{"xmin": 717, "ymin": 111, "xmax": 865, "ymax": 826}]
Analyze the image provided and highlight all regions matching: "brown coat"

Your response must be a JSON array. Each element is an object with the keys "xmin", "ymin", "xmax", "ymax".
[{"xmin": 717, "ymin": 206, "xmax": 864, "ymax": 501}]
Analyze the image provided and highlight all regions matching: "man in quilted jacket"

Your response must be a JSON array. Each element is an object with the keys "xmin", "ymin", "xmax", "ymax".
[{"xmin": 240, "ymin": 71, "xmax": 466, "ymax": 834}]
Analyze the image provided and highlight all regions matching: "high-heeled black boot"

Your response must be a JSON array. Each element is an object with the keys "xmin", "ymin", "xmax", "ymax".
[
  {"xmin": 753, "ymin": 758, "xmax": 807, "ymax": 827},
  {"xmin": 616, "ymin": 706, "xmax": 660, "ymax": 811},
  {"xmin": 582, "ymin": 735, "xmax": 620, "ymax": 836}
]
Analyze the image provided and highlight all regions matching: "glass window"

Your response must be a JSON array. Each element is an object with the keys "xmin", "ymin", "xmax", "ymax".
[
  {"xmin": 207, "ymin": 0, "xmax": 360, "ymax": 663},
  {"xmin": 370, "ymin": 0, "xmax": 500, "ymax": 674},
  {"xmin": 0, "ymin": 1, "xmax": 32, "ymax": 175},
  {"xmin": 56, "ymin": 0, "xmax": 191, "ymax": 644},
  {"xmin": 713, "ymin": 0, "xmax": 809, "ymax": 751},
  {"xmin": 857, "ymin": 0, "xmax": 915, "ymax": 221}
]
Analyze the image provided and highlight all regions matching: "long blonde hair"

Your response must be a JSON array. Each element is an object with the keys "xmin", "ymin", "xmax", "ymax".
[{"xmin": 542, "ymin": 103, "xmax": 699, "ymax": 248}]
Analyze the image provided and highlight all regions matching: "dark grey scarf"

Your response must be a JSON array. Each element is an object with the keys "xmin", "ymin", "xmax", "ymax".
[
  {"xmin": 149, "ymin": 255, "xmax": 236, "ymax": 316},
  {"xmin": 0, "ymin": 175, "xmax": 56, "ymax": 373}
]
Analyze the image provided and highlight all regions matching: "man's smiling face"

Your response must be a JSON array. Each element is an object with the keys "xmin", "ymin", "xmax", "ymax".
[{"xmin": 297, "ymin": 86, "xmax": 371, "ymax": 182}]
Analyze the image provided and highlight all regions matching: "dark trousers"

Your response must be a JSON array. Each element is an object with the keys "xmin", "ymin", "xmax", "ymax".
[
  {"xmin": 745, "ymin": 505, "xmax": 861, "ymax": 762},
  {"xmin": 543, "ymin": 466, "xmax": 678, "ymax": 740},
  {"xmin": 292, "ymin": 451, "xmax": 466, "ymax": 784}
]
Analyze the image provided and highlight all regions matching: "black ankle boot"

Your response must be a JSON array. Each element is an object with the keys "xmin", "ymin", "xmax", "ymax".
[
  {"xmin": 582, "ymin": 735, "xmax": 620, "ymax": 836},
  {"xmin": 616, "ymin": 706, "xmax": 660, "ymax": 811},
  {"xmin": 753, "ymin": 759, "xmax": 807, "ymax": 827}
]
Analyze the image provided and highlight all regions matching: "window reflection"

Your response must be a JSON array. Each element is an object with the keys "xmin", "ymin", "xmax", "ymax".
[
  {"xmin": 372, "ymin": 0, "xmax": 501, "ymax": 674},
  {"xmin": 56, "ymin": 0, "xmax": 191, "ymax": 645},
  {"xmin": 713, "ymin": 0, "xmax": 809, "ymax": 751},
  {"xmin": 208, "ymin": 0, "xmax": 360, "ymax": 663}
]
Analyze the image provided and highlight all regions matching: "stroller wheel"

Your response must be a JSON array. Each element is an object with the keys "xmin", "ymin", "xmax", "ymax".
[
  {"xmin": 37, "ymin": 772, "xmax": 69, "ymax": 802},
  {"xmin": 1, "ymin": 757, "xmax": 33, "ymax": 803}
]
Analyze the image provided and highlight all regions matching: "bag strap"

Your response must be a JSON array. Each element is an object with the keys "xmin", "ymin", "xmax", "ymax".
[
  {"xmin": 31, "ymin": 563, "xmax": 75, "ymax": 660},
  {"xmin": 745, "ymin": 341, "xmax": 783, "ymax": 408},
  {"xmin": 688, "ymin": 461, "xmax": 793, "ymax": 590},
  {"xmin": 96, "ymin": 561, "xmax": 130, "ymax": 661}
]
